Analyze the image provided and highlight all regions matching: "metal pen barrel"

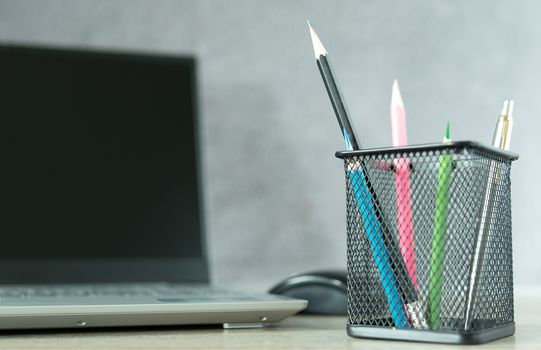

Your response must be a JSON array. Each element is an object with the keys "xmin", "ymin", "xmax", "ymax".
[
  {"xmin": 464, "ymin": 100, "xmax": 513, "ymax": 331},
  {"xmin": 464, "ymin": 159, "xmax": 501, "ymax": 330}
]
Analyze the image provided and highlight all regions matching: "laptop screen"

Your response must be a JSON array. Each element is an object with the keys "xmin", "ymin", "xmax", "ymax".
[{"xmin": 0, "ymin": 45, "xmax": 207, "ymax": 283}]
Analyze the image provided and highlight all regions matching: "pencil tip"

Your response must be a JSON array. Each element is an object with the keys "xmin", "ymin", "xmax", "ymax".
[
  {"xmin": 307, "ymin": 21, "xmax": 327, "ymax": 59},
  {"xmin": 444, "ymin": 122, "xmax": 451, "ymax": 142},
  {"xmin": 391, "ymin": 79, "xmax": 404, "ymax": 107}
]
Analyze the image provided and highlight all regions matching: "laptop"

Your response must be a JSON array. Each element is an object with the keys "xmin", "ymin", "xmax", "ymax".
[{"xmin": 0, "ymin": 45, "xmax": 306, "ymax": 330}]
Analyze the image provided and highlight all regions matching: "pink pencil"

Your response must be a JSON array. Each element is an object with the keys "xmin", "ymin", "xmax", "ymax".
[{"xmin": 390, "ymin": 80, "xmax": 418, "ymax": 289}]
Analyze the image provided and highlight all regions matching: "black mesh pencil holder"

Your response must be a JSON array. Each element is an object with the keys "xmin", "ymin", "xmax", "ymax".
[{"xmin": 335, "ymin": 141, "xmax": 518, "ymax": 344}]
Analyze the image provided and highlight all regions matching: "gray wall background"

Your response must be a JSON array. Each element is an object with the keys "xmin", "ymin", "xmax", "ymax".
[{"xmin": 0, "ymin": 0, "xmax": 538, "ymax": 291}]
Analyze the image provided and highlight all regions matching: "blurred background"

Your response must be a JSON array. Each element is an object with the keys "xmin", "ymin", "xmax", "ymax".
[{"xmin": 0, "ymin": 0, "xmax": 538, "ymax": 291}]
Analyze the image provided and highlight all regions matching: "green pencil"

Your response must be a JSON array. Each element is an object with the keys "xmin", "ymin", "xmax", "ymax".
[{"xmin": 428, "ymin": 123, "xmax": 452, "ymax": 329}]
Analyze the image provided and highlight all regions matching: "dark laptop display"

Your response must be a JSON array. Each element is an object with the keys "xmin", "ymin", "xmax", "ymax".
[{"xmin": 0, "ymin": 45, "xmax": 207, "ymax": 283}]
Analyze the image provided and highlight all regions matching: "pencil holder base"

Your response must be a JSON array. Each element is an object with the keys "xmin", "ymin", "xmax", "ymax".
[{"xmin": 347, "ymin": 323, "xmax": 515, "ymax": 345}]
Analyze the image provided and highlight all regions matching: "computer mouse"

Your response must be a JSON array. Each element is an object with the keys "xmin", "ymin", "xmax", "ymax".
[{"xmin": 269, "ymin": 270, "xmax": 347, "ymax": 315}]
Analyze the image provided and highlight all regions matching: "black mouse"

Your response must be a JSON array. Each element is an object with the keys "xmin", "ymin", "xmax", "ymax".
[{"xmin": 269, "ymin": 270, "xmax": 347, "ymax": 315}]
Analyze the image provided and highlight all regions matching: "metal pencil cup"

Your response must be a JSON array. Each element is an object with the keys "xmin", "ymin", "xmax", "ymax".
[{"xmin": 336, "ymin": 141, "xmax": 518, "ymax": 344}]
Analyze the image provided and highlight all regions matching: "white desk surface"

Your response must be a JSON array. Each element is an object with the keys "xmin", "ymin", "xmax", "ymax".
[{"xmin": 0, "ymin": 295, "xmax": 538, "ymax": 349}]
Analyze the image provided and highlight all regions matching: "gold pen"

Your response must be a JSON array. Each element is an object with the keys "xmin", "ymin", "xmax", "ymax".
[{"xmin": 464, "ymin": 99, "xmax": 515, "ymax": 331}]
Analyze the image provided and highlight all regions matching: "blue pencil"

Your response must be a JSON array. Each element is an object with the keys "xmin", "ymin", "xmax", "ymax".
[{"xmin": 348, "ymin": 168, "xmax": 409, "ymax": 328}]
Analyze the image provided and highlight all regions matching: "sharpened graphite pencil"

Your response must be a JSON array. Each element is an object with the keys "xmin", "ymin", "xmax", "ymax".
[
  {"xmin": 308, "ymin": 22, "xmax": 427, "ymax": 329},
  {"xmin": 308, "ymin": 21, "xmax": 360, "ymax": 150}
]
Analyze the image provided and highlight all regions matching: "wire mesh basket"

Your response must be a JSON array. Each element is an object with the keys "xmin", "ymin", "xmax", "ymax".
[{"xmin": 336, "ymin": 141, "xmax": 518, "ymax": 344}]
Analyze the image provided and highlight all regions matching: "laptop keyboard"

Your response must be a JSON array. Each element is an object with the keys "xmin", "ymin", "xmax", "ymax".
[{"xmin": 0, "ymin": 284, "xmax": 265, "ymax": 302}]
